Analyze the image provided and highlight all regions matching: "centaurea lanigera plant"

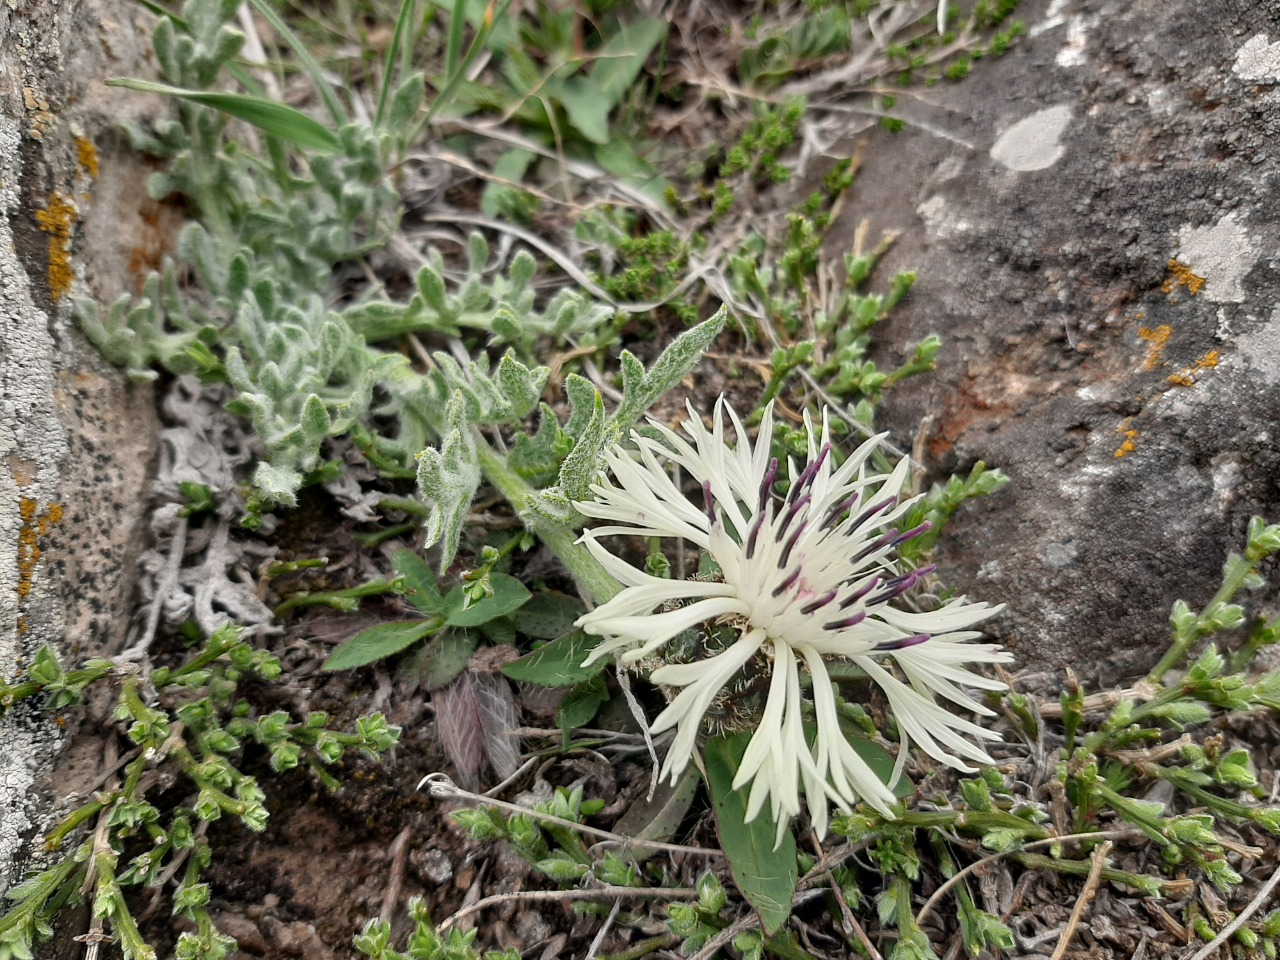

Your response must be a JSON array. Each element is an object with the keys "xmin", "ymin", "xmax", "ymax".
[{"xmin": 573, "ymin": 398, "xmax": 1012, "ymax": 845}]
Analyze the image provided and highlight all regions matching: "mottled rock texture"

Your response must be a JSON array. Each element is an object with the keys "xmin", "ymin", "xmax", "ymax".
[
  {"xmin": 835, "ymin": 0, "xmax": 1280, "ymax": 681},
  {"xmin": 1, "ymin": 0, "xmax": 159, "ymax": 895}
]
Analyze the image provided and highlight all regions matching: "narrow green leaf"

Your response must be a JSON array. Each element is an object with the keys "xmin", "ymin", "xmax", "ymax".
[
  {"xmin": 502, "ymin": 629, "xmax": 603, "ymax": 686},
  {"xmin": 614, "ymin": 308, "xmax": 726, "ymax": 430},
  {"xmin": 445, "ymin": 573, "xmax": 531, "ymax": 626},
  {"xmin": 106, "ymin": 79, "xmax": 340, "ymax": 152},
  {"xmin": 703, "ymin": 733, "xmax": 797, "ymax": 935},
  {"xmin": 376, "ymin": 0, "xmax": 420, "ymax": 128},
  {"xmin": 323, "ymin": 619, "xmax": 438, "ymax": 671},
  {"xmin": 558, "ymin": 79, "xmax": 611, "ymax": 144},
  {"xmin": 559, "ymin": 387, "xmax": 614, "ymax": 502}
]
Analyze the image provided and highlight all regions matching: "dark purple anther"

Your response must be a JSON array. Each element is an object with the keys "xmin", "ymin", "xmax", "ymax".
[
  {"xmin": 875, "ymin": 633, "xmax": 931, "ymax": 652},
  {"xmin": 745, "ymin": 508, "xmax": 767, "ymax": 560},
  {"xmin": 822, "ymin": 493, "xmax": 862, "ymax": 530},
  {"xmin": 823, "ymin": 610, "xmax": 867, "ymax": 631},
  {"xmin": 772, "ymin": 567, "xmax": 801, "ymax": 597},
  {"xmin": 786, "ymin": 445, "xmax": 831, "ymax": 505},
  {"xmin": 838, "ymin": 577, "xmax": 879, "ymax": 609},
  {"xmin": 703, "ymin": 481, "xmax": 715, "ymax": 522},
  {"xmin": 779, "ymin": 493, "xmax": 811, "ymax": 535},
  {"xmin": 800, "ymin": 589, "xmax": 839, "ymax": 614},
  {"xmin": 779, "ymin": 520, "xmax": 808, "ymax": 569},
  {"xmin": 758, "ymin": 457, "xmax": 779, "ymax": 512},
  {"xmin": 848, "ymin": 530, "xmax": 895, "ymax": 568},
  {"xmin": 891, "ymin": 521, "xmax": 932, "ymax": 547},
  {"xmin": 851, "ymin": 497, "xmax": 896, "ymax": 531}
]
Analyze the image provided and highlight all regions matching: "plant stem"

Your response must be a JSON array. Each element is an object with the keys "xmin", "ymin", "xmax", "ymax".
[{"xmin": 472, "ymin": 434, "xmax": 621, "ymax": 605}]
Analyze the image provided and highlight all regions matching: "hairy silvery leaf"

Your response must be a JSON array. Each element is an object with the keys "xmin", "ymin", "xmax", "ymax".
[
  {"xmin": 300, "ymin": 394, "xmax": 330, "ymax": 449},
  {"xmin": 559, "ymin": 388, "xmax": 615, "ymax": 503},
  {"xmin": 252, "ymin": 461, "xmax": 303, "ymax": 508},
  {"xmin": 415, "ymin": 392, "xmax": 481, "ymax": 572},
  {"xmin": 613, "ymin": 308, "xmax": 727, "ymax": 430},
  {"xmin": 563, "ymin": 374, "xmax": 600, "ymax": 439},
  {"xmin": 509, "ymin": 404, "xmax": 573, "ymax": 485},
  {"xmin": 526, "ymin": 487, "xmax": 576, "ymax": 527},
  {"xmin": 432, "ymin": 350, "xmax": 548, "ymax": 425},
  {"xmin": 387, "ymin": 72, "xmax": 425, "ymax": 132}
]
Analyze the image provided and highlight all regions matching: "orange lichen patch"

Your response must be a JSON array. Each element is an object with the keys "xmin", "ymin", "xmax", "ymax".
[
  {"xmin": 35, "ymin": 191, "xmax": 77, "ymax": 302},
  {"xmin": 1166, "ymin": 349, "xmax": 1223, "ymax": 388},
  {"xmin": 1138, "ymin": 325, "xmax": 1173, "ymax": 370},
  {"xmin": 1114, "ymin": 420, "xmax": 1138, "ymax": 459},
  {"xmin": 16, "ymin": 498, "xmax": 63, "ymax": 625},
  {"xmin": 1162, "ymin": 258, "xmax": 1206, "ymax": 297},
  {"xmin": 75, "ymin": 135, "xmax": 99, "ymax": 179}
]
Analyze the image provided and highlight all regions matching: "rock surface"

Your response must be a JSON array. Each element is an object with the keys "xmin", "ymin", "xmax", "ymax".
[
  {"xmin": 1, "ymin": 0, "xmax": 160, "ymax": 895},
  {"xmin": 833, "ymin": 0, "xmax": 1280, "ymax": 680}
]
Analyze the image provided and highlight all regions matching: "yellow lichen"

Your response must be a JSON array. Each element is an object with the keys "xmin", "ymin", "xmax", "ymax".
[
  {"xmin": 75, "ymin": 135, "xmax": 99, "ymax": 179},
  {"xmin": 1163, "ymin": 258, "xmax": 1206, "ymax": 297},
  {"xmin": 1138, "ymin": 325, "xmax": 1173, "ymax": 370},
  {"xmin": 1166, "ymin": 349, "xmax": 1223, "ymax": 388},
  {"xmin": 1114, "ymin": 421, "xmax": 1138, "ymax": 459},
  {"xmin": 34, "ymin": 192, "xmax": 77, "ymax": 302},
  {"xmin": 16, "ymin": 498, "xmax": 63, "ymax": 629}
]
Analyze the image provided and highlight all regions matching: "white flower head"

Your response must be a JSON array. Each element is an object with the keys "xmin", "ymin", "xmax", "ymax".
[{"xmin": 575, "ymin": 397, "xmax": 1012, "ymax": 844}]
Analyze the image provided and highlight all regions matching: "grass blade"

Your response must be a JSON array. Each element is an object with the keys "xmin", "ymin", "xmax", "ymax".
[
  {"xmin": 107, "ymin": 78, "xmax": 340, "ymax": 151},
  {"xmin": 375, "ymin": 0, "xmax": 418, "ymax": 129},
  {"xmin": 245, "ymin": 0, "xmax": 347, "ymax": 126}
]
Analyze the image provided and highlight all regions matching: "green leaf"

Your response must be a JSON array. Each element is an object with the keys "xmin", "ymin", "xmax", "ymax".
[
  {"xmin": 703, "ymin": 732, "xmax": 797, "ymax": 935},
  {"xmin": 415, "ymin": 391, "xmax": 481, "ymax": 573},
  {"xmin": 502, "ymin": 629, "xmax": 604, "ymax": 686},
  {"xmin": 392, "ymin": 549, "xmax": 445, "ymax": 615},
  {"xmin": 105, "ymin": 78, "xmax": 341, "ymax": 151},
  {"xmin": 589, "ymin": 18, "xmax": 668, "ymax": 107},
  {"xmin": 323, "ymin": 619, "xmax": 439, "ymax": 671},
  {"xmin": 516, "ymin": 592, "xmax": 585, "ymax": 640},
  {"xmin": 556, "ymin": 675, "xmax": 610, "ymax": 730},
  {"xmin": 417, "ymin": 628, "xmax": 480, "ymax": 690},
  {"xmin": 445, "ymin": 573, "xmax": 531, "ymax": 627},
  {"xmin": 559, "ymin": 79, "xmax": 611, "ymax": 144},
  {"xmin": 559, "ymin": 386, "xmax": 615, "ymax": 502},
  {"xmin": 613, "ymin": 308, "xmax": 727, "ymax": 430}
]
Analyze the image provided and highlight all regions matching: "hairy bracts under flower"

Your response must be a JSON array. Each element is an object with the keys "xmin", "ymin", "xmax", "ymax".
[{"xmin": 574, "ymin": 398, "xmax": 1011, "ymax": 845}]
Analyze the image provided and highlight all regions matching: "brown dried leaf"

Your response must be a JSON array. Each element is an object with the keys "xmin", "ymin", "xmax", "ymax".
[
  {"xmin": 472, "ymin": 669, "xmax": 521, "ymax": 781},
  {"xmin": 434, "ymin": 674, "xmax": 486, "ymax": 791}
]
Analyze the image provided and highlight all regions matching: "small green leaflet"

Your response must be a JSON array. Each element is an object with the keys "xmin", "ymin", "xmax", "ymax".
[
  {"xmin": 105, "ymin": 79, "xmax": 341, "ymax": 152},
  {"xmin": 515, "ymin": 592, "xmax": 585, "ymax": 640},
  {"xmin": 323, "ymin": 619, "xmax": 439, "ymax": 671},
  {"xmin": 501, "ymin": 630, "xmax": 604, "ymax": 686},
  {"xmin": 555, "ymin": 675, "xmax": 610, "ymax": 730},
  {"xmin": 444, "ymin": 573, "xmax": 531, "ymax": 627},
  {"xmin": 391, "ymin": 550, "xmax": 445, "ymax": 615},
  {"xmin": 703, "ymin": 733, "xmax": 798, "ymax": 936}
]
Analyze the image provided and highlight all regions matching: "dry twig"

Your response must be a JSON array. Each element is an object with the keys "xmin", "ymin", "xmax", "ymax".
[
  {"xmin": 1185, "ymin": 861, "xmax": 1280, "ymax": 960},
  {"xmin": 1048, "ymin": 839, "xmax": 1112, "ymax": 960}
]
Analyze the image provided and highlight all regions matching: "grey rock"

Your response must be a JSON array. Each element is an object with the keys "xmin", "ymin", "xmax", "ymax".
[
  {"xmin": 829, "ymin": 0, "xmax": 1280, "ymax": 680},
  {"xmin": 1, "ymin": 0, "xmax": 159, "ymax": 899}
]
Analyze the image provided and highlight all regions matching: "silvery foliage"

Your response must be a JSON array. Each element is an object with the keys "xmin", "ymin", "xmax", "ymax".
[{"xmin": 415, "ymin": 309, "xmax": 728, "ymax": 570}]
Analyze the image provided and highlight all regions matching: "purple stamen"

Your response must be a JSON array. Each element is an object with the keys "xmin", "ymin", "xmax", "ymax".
[
  {"xmin": 848, "ymin": 530, "xmax": 896, "ymax": 568},
  {"xmin": 745, "ymin": 507, "xmax": 768, "ymax": 560},
  {"xmin": 822, "ymin": 492, "xmax": 862, "ymax": 530},
  {"xmin": 891, "ymin": 521, "xmax": 932, "ymax": 547},
  {"xmin": 866, "ymin": 564, "xmax": 936, "ymax": 604},
  {"xmin": 874, "ymin": 633, "xmax": 931, "ymax": 652},
  {"xmin": 823, "ymin": 610, "xmax": 867, "ymax": 631},
  {"xmin": 702, "ymin": 481, "xmax": 715, "ymax": 523},
  {"xmin": 838, "ymin": 577, "xmax": 879, "ymax": 609},
  {"xmin": 787, "ymin": 445, "xmax": 831, "ymax": 505},
  {"xmin": 779, "ymin": 520, "xmax": 808, "ymax": 569},
  {"xmin": 771, "ymin": 567, "xmax": 801, "ymax": 597},
  {"xmin": 799, "ymin": 589, "xmax": 839, "ymax": 615},
  {"xmin": 779, "ymin": 493, "xmax": 811, "ymax": 536},
  {"xmin": 851, "ymin": 497, "xmax": 896, "ymax": 531},
  {"xmin": 758, "ymin": 457, "xmax": 779, "ymax": 512}
]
